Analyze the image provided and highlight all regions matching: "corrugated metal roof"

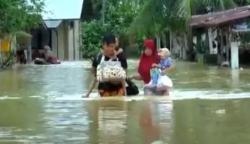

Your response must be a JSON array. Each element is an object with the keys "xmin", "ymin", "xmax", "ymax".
[
  {"xmin": 42, "ymin": 0, "xmax": 84, "ymax": 20},
  {"xmin": 190, "ymin": 5, "xmax": 250, "ymax": 28},
  {"xmin": 44, "ymin": 20, "xmax": 62, "ymax": 28}
]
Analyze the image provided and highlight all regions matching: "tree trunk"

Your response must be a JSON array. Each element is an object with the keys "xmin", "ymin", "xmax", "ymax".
[
  {"xmin": 226, "ymin": 27, "xmax": 230, "ymax": 62},
  {"xmin": 218, "ymin": 28, "xmax": 223, "ymax": 65},
  {"xmin": 156, "ymin": 34, "xmax": 161, "ymax": 49},
  {"xmin": 187, "ymin": 28, "xmax": 193, "ymax": 61},
  {"xmin": 182, "ymin": 33, "xmax": 188, "ymax": 60},
  {"xmin": 169, "ymin": 31, "xmax": 173, "ymax": 53},
  {"xmin": 0, "ymin": 39, "xmax": 2, "ymax": 67},
  {"xmin": 102, "ymin": 0, "xmax": 106, "ymax": 24},
  {"xmin": 161, "ymin": 32, "xmax": 167, "ymax": 48},
  {"xmin": 208, "ymin": 28, "xmax": 213, "ymax": 54}
]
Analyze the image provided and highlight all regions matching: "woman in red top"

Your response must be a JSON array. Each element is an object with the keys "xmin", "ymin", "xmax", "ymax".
[{"xmin": 130, "ymin": 39, "xmax": 170, "ymax": 95}]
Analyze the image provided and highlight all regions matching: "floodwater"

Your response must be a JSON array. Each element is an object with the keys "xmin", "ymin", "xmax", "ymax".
[{"xmin": 0, "ymin": 60, "xmax": 250, "ymax": 144}]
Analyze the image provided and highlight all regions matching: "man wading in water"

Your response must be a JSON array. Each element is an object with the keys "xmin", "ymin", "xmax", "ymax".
[{"xmin": 85, "ymin": 33, "xmax": 128, "ymax": 97}]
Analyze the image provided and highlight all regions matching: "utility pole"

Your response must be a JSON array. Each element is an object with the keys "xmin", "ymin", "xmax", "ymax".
[{"xmin": 102, "ymin": 0, "xmax": 106, "ymax": 24}]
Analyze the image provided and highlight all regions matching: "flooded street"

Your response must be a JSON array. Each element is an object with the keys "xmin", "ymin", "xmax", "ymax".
[{"xmin": 1, "ymin": 61, "xmax": 250, "ymax": 144}]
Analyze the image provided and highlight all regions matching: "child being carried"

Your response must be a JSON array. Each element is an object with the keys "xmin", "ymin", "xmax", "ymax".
[{"xmin": 145, "ymin": 48, "xmax": 173, "ymax": 90}]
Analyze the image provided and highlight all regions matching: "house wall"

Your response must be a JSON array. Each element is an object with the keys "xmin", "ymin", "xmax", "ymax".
[
  {"xmin": 78, "ymin": 21, "xmax": 83, "ymax": 60},
  {"xmin": 74, "ymin": 20, "xmax": 81, "ymax": 60},
  {"xmin": 63, "ymin": 22, "xmax": 69, "ymax": 60},
  {"xmin": 170, "ymin": 32, "xmax": 188, "ymax": 60},
  {"xmin": 66, "ymin": 20, "xmax": 81, "ymax": 61},
  {"xmin": 56, "ymin": 22, "xmax": 67, "ymax": 60},
  {"xmin": 56, "ymin": 25, "xmax": 63, "ymax": 60},
  {"xmin": 51, "ymin": 30, "xmax": 58, "ymax": 57},
  {"xmin": 31, "ymin": 28, "xmax": 50, "ymax": 49},
  {"xmin": 67, "ymin": 21, "xmax": 74, "ymax": 61},
  {"xmin": 50, "ymin": 20, "xmax": 81, "ymax": 61}
]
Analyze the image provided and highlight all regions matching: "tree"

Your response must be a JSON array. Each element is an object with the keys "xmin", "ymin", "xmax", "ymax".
[
  {"xmin": 0, "ymin": 0, "xmax": 44, "ymax": 68},
  {"xmin": 129, "ymin": 0, "xmax": 239, "ymax": 36},
  {"xmin": 234, "ymin": 0, "xmax": 250, "ymax": 5},
  {"xmin": 81, "ymin": 0, "xmax": 144, "ymax": 59},
  {"xmin": 0, "ymin": 0, "xmax": 44, "ymax": 37},
  {"xmin": 81, "ymin": 20, "xmax": 109, "ymax": 59}
]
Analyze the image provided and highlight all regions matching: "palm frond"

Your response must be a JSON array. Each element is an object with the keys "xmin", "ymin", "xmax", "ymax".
[
  {"xmin": 129, "ymin": 0, "xmax": 238, "ymax": 36},
  {"xmin": 129, "ymin": 0, "xmax": 187, "ymax": 36}
]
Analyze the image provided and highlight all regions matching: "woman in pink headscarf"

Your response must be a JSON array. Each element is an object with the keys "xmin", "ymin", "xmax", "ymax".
[{"xmin": 130, "ymin": 39, "xmax": 169, "ymax": 95}]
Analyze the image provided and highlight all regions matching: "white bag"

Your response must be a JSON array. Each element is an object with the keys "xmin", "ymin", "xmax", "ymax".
[
  {"xmin": 96, "ymin": 56, "xmax": 126, "ymax": 82},
  {"xmin": 157, "ymin": 75, "xmax": 173, "ymax": 88},
  {"xmin": 145, "ymin": 75, "xmax": 173, "ymax": 88}
]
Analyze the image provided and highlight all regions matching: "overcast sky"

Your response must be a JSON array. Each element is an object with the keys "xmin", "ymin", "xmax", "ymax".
[{"xmin": 42, "ymin": 0, "xmax": 84, "ymax": 20}]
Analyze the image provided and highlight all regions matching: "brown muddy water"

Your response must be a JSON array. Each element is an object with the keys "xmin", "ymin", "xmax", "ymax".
[{"xmin": 0, "ymin": 60, "xmax": 250, "ymax": 144}]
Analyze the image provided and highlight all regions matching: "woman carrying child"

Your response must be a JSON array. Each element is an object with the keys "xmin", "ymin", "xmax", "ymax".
[
  {"xmin": 130, "ymin": 39, "xmax": 174, "ymax": 96},
  {"xmin": 144, "ymin": 48, "xmax": 173, "ymax": 95}
]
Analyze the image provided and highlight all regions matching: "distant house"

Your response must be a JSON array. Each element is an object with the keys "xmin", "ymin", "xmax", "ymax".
[
  {"xmin": 31, "ymin": 0, "xmax": 84, "ymax": 60},
  {"xmin": 190, "ymin": 5, "xmax": 250, "ymax": 69}
]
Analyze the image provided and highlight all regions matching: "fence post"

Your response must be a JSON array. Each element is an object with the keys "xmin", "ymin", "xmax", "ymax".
[{"xmin": 230, "ymin": 41, "xmax": 239, "ymax": 69}]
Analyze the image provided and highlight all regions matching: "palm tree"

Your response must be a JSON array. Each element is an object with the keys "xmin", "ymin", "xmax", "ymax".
[
  {"xmin": 234, "ymin": 0, "xmax": 250, "ymax": 6},
  {"xmin": 129, "ymin": 0, "xmax": 248, "ymax": 59},
  {"xmin": 130, "ymin": 0, "xmax": 238, "ymax": 36}
]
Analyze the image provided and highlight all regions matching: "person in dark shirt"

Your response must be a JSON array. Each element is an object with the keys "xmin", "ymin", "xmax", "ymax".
[{"xmin": 85, "ymin": 33, "xmax": 128, "ymax": 97}]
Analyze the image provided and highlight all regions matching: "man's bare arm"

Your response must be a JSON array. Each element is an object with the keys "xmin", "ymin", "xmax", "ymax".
[{"xmin": 85, "ymin": 68, "xmax": 98, "ymax": 97}]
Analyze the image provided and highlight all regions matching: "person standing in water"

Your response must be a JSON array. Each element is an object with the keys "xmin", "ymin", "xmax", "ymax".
[
  {"xmin": 129, "ymin": 39, "xmax": 159, "ymax": 95},
  {"xmin": 144, "ymin": 48, "xmax": 174, "ymax": 95},
  {"xmin": 130, "ymin": 39, "xmax": 174, "ymax": 96},
  {"xmin": 85, "ymin": 33, "xmax": 128, "ymax": 97}
]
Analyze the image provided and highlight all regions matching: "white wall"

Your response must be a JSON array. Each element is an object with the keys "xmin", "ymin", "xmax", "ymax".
[
  {"xmin": 51, "ymin": 20, "xmax": 81, "ymax": 61},
  {"xmin": 57, "ymin": 23, "xmax": 66, "ymax": 60},
  {"xmin": 68, "ymin": 22, "xmax": 74, "ymax": 61},
  {"xmin": 67, "ymin": 20, "xmax": 81, "ymax": 60},
  {"xmin": 74, "ymin": 20, "xmax": 81, "ymax": 60},
  {"xmin": 51, "ymin": 30, "xmax": 58, "ymax": 57}
]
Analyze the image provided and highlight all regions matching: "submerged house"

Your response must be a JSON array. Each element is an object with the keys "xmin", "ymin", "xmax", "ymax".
[
  {"xmin": 190, "ymin": 5, "xmax": 250, "ymax": 69},
  {"xmin": 31, "ymin": 0, "xmax": 84, "ymax": 61}
]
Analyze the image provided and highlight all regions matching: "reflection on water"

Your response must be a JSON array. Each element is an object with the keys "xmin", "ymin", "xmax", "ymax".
[
  {"xmin": 0, "ymin": 61, "xmax": 250, "ymax": 143},
  {"xmin": 173, "ymin": 99, "xmax": 250, "ymax": 144},
  {"xmin": 86, "ymin": 99, "xmax": 172, "ymax": 144}
]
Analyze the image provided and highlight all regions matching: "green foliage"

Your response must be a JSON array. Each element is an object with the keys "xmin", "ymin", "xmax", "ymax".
[
  {"xmin": 190, "ymin": 0, "xmax": 236, "ymax": 14},
  {"xmin": 0, "ymin": 0, "xmax": 44, "ymax": 37},
  {"xmin": 129, "ymin": 0, "xmax": 239, "ymax": 37},
  {"xmin": 0, "ymin": 51, "xmax": 15, "ymax": 69},
  {"xmin": 81, "ymin": 0, "xmax": 143, "ymax": 59},
  {"xmin": 234, "ymin": 0, "xmax": 250, "ymax": 6},
  {"xmin": 104, "ymin": 0, "xmax": 141, "ymax": 35},
  {"xmin": 129, "ymin": 0, "xmax": 192, "ymax": 38},
  {"xmin": 0, "ymin": 0, "xmax": 44, "ymax": 68},
  {"xmin": 81, "ymin": 20, "xmax": 110, "ymax": 59},
  {"xmin": 16, "ymin": 31, "xmax": 32, "ymax": 47},
  {"xmin": 83, "ymin": 0, "xmax": 250, "ymax": 58}
]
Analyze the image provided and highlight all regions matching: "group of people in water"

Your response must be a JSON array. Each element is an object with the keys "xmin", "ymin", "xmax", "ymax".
[
  {"xmin": 85, "ymin": 33, "xmax": 174, "ymax": 97},
  {"xmin": 33, "ymin": 46, "xmax": 61, "ymax": 65},
  {"xmin": 16, "ymin": 45, "xmax": 61, "ymax": 65}
]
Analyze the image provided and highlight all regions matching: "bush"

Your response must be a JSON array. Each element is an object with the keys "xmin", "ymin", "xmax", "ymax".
[
  {"xmin": 81, "ymin": 19, "xmax": 143, "ymax": 59},
  {"xmin": 16, "ymin": 31, "xmax": 32, "ymax": 49},
  {"xmin": 81, "ymin": 20, "xmax": 105, "ymax": 59},
  {"xmin": 81, "ymin": 0, "xmax": 143, "ymax": 59}
]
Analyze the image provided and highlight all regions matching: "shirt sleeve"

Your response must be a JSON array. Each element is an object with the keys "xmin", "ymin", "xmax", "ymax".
[
  {"xmin": 92, "ymin": 54, "xmax": 100, "ymax": 68},
  {"xmin": 118, "ymin": 53, "xmax": 128, "ymax": 69},
  {"xmin": 167, "ymin": 58, "xmax": 173, "ymax": 67}
]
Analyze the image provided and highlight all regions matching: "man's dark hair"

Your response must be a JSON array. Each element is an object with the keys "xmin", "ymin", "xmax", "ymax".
[{"xmin": 102, "ymin": 33, "xmax": 116, "ymax": 45}]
